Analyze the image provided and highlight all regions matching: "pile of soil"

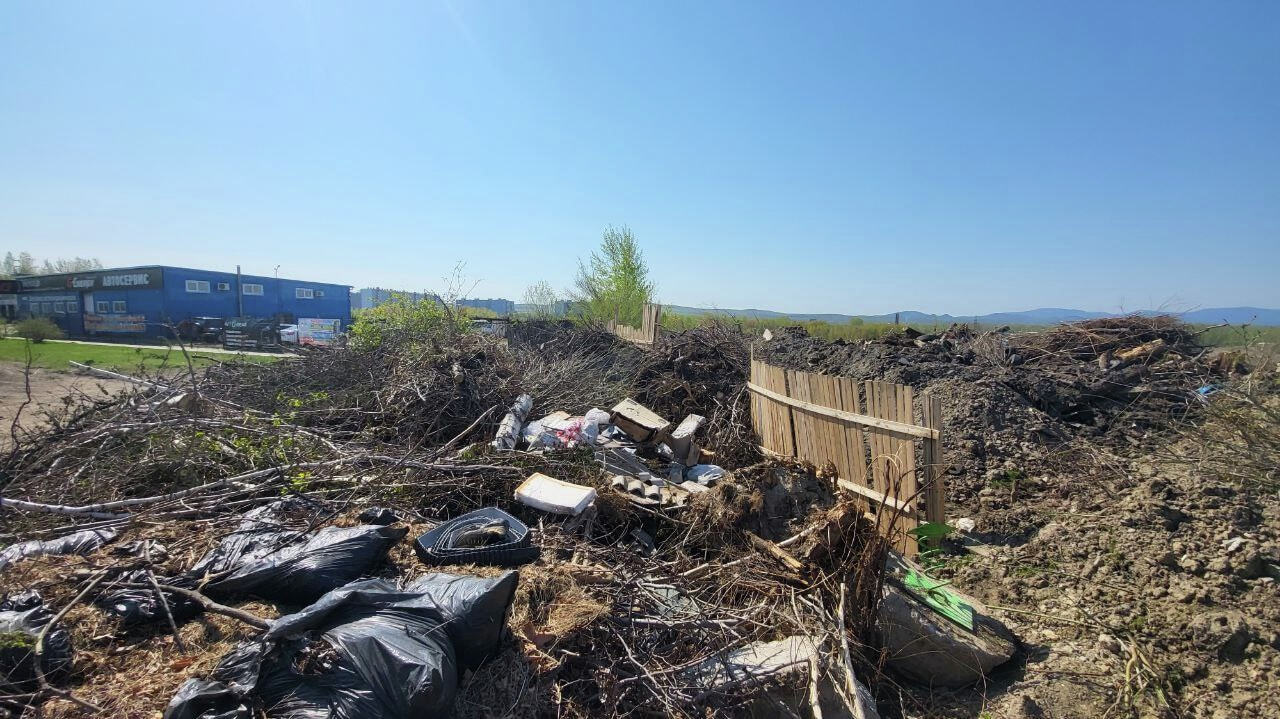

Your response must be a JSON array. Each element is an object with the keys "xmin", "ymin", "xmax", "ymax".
[
  {"xmin": 757, "ymin": 317, "xmax": 1220, "ymax": 520},
  {"xmin": 755, "ymin": 317, "xmax": 1278, "ymax": 718}
]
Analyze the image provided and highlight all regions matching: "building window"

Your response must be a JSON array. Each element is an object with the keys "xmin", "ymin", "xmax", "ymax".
[
  {"xmin": 67, "ymin": 301, "xmax": 78, "ymax": 313},
  {"xmin": 54, "ymin": 302, "xmax": 65, "ymax": 314},
  {"xmin": 314, "ymin": 290, "xmax": 325, "ymax": 298},
  {"xmin": 185, "ymin": 280, "xmax": 210, "ymax": 293},
  {"xmin": 96, "ymin": 301, "xmax": 110, "ymax": 314},
  {"xmin": 41, "ymin": 302, "xmax": 52, "ymax": 314},
  {"xmin": 112, "ymin": 300, "xmax": 127, "ymax": 313},
  {"xmin": 295, "ymin": 288, "xmax": 314, "ymax": 299},
  {"xmin": 242, "ymin": 283, "xmax": 264, "ymax": 296},
  {"xmin": 217, "ymin": 282, "xmax": 231, "ymax": 291}
]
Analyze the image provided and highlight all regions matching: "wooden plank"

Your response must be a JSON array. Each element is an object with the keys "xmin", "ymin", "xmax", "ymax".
[
  {"xmin": 745, "ymin": 382, "xmax": 937, "ymax": 439},
  {"xmin": 770, "ymin": 364, "xmax": 796, "ymax": 457},
  {"xmin": 749, "ymin": 360, "xmax": 772, "ymax": 453},
  {"xmin": 891, "ymin": 384, "xmax": 918, "ymax": 501},
  {"xmin": 755, "ymin": 362, "xmax": 794, "ymax": 457},
  {"xmin": 891, "ymin": 383, "xmax": 919, "ymax": 553},
  {"xmin": 805, "ymin": 372, "xmax": 834, "ymax": 477},
  {"xmin": 922, "ymin": 391, "xmax": 946, "ymax": 541},
  {"xmin": 834, "ymin": 375, "xmax": 869, "ymax": 489},
  {"xmin": 836, "ymin": 478, "xmax": 915, "ymax": 514},
  {"xmin": 865, "ymin": 381, "xmax": 889, "ymax": 496},
  {"xmin": 790, "ymin": 370, "xmax": 819, "ymax": 469},
  {"xmin": 814, "ymin": 373, "xmax": 848, "ymax": 482}
]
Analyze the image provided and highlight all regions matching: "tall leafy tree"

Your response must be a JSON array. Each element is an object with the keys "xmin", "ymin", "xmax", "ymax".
[{"xmin": 572, "ymin": 225, "xmax": 655, "ymax": 325}]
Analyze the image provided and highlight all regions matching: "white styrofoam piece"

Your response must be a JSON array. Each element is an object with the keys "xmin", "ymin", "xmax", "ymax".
[{"xmin": 515, "ymin": 472, "xmax": 597, "ymax": 515}]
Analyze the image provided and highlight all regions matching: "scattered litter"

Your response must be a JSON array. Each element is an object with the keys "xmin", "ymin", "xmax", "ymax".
[
  {"xmin": 668, "ymin": 413, "xmax": 705, "ymax": 465},
  {"xmin": 515, "ymin": 472, "xmax": 597, "ymax": 515},
  {"xmin": 610, "ymin": 398, "xmax": 671, "ymax": 443},
  {"xmin": 686, "ymin": 464, "xmax": 726, "ymax": 487},
  {"xmin": 357, "ymin": 506, "xmax": 399, "ymax": 525},
  {"xmin": 0, "ymin": 526, "xmax": 118, "ymax": 572},
  {"xmin": 630, "ymin": 528, "xmax": 656, "ymax": 556},
  {"xmin": 491, "ymin": 393, "xmax": 533, "ymax": 450},
  {"xmin": 101, "ymin": 500, "xmax": 406, "ymax": 623},
  {"xmin": 163, "ymin": 572, "xmax": 519, "ymax": 719},
  {"xmin": 0, "ymin": 590, "xmax": 73, "ymax": 691},
  {"xmin": 414, "ymin": 507, "xmax": 538, "ymax": 567}
]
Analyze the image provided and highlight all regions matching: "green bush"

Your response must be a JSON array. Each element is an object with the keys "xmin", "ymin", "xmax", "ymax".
[
  {"xmin": 14, "ymin": 317, "xmax": 64, "ymax": 343},
  {"xmin": 348, "ymin": 298, "xmax": 469, "ymax": 351}
]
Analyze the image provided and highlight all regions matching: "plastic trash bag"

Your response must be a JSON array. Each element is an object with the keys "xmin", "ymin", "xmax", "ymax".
[
  {"xmin": 356, "ymin": 506, "xmax": 399, "ymax": 525},
  {"xmin": 0, "ymin": 590, "xmax": 73, "ymax": 691},
  {"xmin": 0, "ymin": 527, "xmax": 118, "ymax": 572},
  {"xmin": 163, "ymin": 571, "xmax": 519, "ymax": 719},
  {"xmin": 100, "ymin": 500, "xmax": 406, "ymax": 624}
]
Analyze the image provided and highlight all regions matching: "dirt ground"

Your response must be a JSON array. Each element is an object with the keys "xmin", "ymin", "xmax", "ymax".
[
  {"xmin": 757, "ymin": 325, "xmax": 1279, "ymax": 718},
  {"xmin": 0, "ymin": 364, "xmax": 133, "ymax": 443}
]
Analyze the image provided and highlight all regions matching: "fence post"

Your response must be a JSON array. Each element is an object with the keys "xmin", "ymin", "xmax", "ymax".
[{"xmin": 921, "ymin": 391, "xmax": 945, "ymax": 549}]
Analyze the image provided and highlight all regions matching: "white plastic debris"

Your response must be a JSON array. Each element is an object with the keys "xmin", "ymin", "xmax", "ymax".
[
  {"xmin": 686, "ymin": 464, "xmax": 726, "ymax": 487},
  {"xmin": 514, "ymin": 473, "xmax": 597, "ymax": 515},
  {"xmin": 491, "ymin": 394, "xmax": 533, "ymax": 451}
]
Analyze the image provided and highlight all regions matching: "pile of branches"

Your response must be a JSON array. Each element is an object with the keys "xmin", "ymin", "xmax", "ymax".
[
  {"xmin": 1009, "ymin": 314, "xmax": 1199, "ymax": 365},
  {"xmin": 637, "ymin": 320, "xmax": 756, "ymax": 467},
  {"xmin": 1001, "ymin": 315, "xmax": 1219, "ymax": 432},
  {"xmin": 0, "ymin": 321, "xmax": 899, "ymax": 717}
]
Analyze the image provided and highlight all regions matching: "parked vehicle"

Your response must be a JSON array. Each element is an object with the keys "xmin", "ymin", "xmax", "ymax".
[
  {"xmin": 176, "ymin": 316, "xmax": 225, "ymax": 344},
  {"xmin": 279, "ymin": 324, "xmax": 298, "ymax": 344}
]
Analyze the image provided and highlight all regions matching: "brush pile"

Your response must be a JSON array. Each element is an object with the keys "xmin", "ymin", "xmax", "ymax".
[
  {"xmin": 0, "ymin": 320, "xmax": 887, "ymax": 718},
  {"xmin": 757, "ymin": 315, "xmax": 1221, "ymax": 508}
]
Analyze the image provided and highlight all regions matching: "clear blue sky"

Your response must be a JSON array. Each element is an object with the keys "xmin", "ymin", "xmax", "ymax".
[{"xmin": 1, "ymin": 1, "xmax": 1276, "ymax": 315}]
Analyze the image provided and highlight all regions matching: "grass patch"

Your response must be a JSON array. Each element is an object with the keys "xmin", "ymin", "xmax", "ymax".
[{"xmin": 0, "ymin": 337, "xmax": 279, "ymax": 373}]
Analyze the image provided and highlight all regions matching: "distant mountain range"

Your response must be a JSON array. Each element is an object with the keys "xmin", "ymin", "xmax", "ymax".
[{"xmin": 662, "ymin": 305, "xmax": 1280, "ymax": 327}]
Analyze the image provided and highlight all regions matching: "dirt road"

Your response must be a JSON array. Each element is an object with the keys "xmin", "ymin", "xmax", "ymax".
[{"xmin": 0, "ymin": 364, "xmax": 133, "ymax": 442}]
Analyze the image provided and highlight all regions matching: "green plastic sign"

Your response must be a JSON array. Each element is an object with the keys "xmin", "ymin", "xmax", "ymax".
[{"xmin": 902, "ymin": 570, "xmax": 976, "ymax": 632}]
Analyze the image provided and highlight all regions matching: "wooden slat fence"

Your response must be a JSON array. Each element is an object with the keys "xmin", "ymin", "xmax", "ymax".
[
  {"xmin": 609, "ymin": 303, "xmax": 662, "ymax": 345},
  {"xmin": 748, "ymin": 357, "xmax": 945, "ymax": 554}
]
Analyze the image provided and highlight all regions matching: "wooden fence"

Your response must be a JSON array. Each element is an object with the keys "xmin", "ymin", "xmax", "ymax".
[
  {"xmin": 609, "ymin": 303, "xmax": 662, "ymax": 345},
  {"xmin": 748, "ymin": 358, "xmax": 945, "ymax": 554}
]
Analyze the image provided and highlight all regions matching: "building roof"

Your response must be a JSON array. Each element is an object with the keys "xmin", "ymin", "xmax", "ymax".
[{"xmin": 15, "ymin": 265, "xmax": 350, "ymax": 288}]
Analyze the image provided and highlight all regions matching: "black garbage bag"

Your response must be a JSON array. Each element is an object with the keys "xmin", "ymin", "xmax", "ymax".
[
  {"xmin": 164, "ymin": 571, "xmax": 519, "ymax": 719},
  {"xmin": 100, "ymin": 500, "xmax": 406, "ymax": 625},
  {"xmin": 98, "ymin": 573, "xmax": 204, "ymax": 626},
  {"xmin": 193, "ymin": 523, "xmax": 408, "ymax": 602},
  {"xmin": 356, "ymin": 507, "xmax": 399, "ymax": 525},
  {"xmin": 0, "ymin": 591, "xmax": 73, "ymax": 691},
  {"xmin": 0, "ymin": 527, "xmax": 119, "ymax": 572}
]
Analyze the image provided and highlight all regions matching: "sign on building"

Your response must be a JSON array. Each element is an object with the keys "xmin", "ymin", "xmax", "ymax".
[
  {"xmin": 17, "ymin": 268, "xmax": 164, "ymax": 291},
  {"xmin": 224, "ymin": 317, "xmax": 280, "ymax": 351},
  {"xmin": 297, "ymin": 318, "xmax": 341, "ymax": 347},
  {"xmin": 84, "ymin": 314, "xmax": 147, "ymax": 333}
]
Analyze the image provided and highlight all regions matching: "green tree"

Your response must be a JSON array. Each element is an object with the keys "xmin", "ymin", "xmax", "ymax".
[
  {"xmin": 572, "ymin": 225, "xmax": 655, "ymax": 325},
  {"xmin": 1, "ymin": 252, "xmax": 101, "ymax": 276},
  {"xmin": 522, "ymin": 280, "xmax": 561, "ymax": 318}
]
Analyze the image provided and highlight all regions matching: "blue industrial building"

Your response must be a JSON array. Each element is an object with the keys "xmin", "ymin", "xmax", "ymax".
[{"xmin": 15, "ymin": 265, "xmax": 350, "ymax": 339}]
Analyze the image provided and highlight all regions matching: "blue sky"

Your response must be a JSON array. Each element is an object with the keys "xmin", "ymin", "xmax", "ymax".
[{"xmin": 1, "ymin": 1, "xmax": 1276, "ymax": 315}]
